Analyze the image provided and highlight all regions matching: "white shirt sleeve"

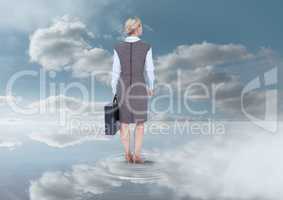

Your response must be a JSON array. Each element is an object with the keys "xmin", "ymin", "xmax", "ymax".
[
  {"xmin": 145, "ymin": 47, "xmax": 155, "ymax": 90},
  {"xmin": 111, "ymin": 49, "xmax": 121, "ymax": 95}
]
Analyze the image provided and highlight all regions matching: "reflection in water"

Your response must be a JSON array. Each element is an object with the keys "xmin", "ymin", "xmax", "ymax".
[
  {"xmin": 100, "ymin": 152, "xmax": 165, "ymax": 183},
  {"xmin": 29, "ymin": 152, "xmax": 169, "ymax": 200},
  {"xmin": 28, "ymin": 122, "xmax": 283, "ymax": 200}
]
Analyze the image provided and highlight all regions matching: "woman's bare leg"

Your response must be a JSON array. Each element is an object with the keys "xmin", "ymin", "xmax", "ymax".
[
  {"xmin": 120, "ymin": 122, "xmax": 132, "ymax": 162},
  {"xmin": 134, "ymin": 122, "xmax": 144, "ymax": 162}
]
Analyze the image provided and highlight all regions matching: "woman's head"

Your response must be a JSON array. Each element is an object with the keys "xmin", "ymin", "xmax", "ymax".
[{"xmin": 124, "ymin": 16, "xmax": 143, "ymax": 36}]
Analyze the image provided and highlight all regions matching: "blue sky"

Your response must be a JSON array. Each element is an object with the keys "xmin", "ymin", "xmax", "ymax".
[
  {"xmin": 0, "ymin": 0, "xmax": 282, "ymax": 119},
  {"xmin": 1, "ymin": 0, "xmax": 283, "ymax": 55},
  {"xmin": 1, "ymin": 1, "xmax": 283, "ymax": 200}
]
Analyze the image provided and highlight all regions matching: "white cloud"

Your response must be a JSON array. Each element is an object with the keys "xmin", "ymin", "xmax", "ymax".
[
  {"xmin": 156, "ymin": 41, "xmax": 254, "ymax": 73},
  {"xmin": 155, "ymin": 42, "xmax": 279, "ymax": 119},
  {"xmin": 29, "ymin": 126, "xmax": 108, "ymax": 148},
  {"xmin": 30, "ymin": 164, "xmax": 122, "ymax": 200},
  {"xmin": 29, "ymin": 94, "xmax": 106, "ymax": 115},
  {"xmin": 156, "ymin": 42, "xmax": 255, "ymax": 90},
  {"xmin": 0, "ymin": 0, "xmax": 125, "ymax": 32},
  {"xmin": 29, "ymin": 94, "xmax": 89, "ymax": 114},
  {"xmin": 29, "ymin": 15, "xmax": 112, "ymax": 81},
  {"xmin": 29, "ymin": 149, "xmax": 166, "ymax": 199},
  {"xmin": 0, "ymin": 94, "xmax": 109, "ymax": 148},
  {"xmin": 29, "ymin": 16, "xmax": 278, "ymax": 120},
  {"xmin": 0, "ymin": 137, "xmax": 22, "ymax": 150},
  {"xmin": 29, "ymin": 121, "xmax": 283, "ymax": 199},
  {"xmin": 155, "ymin": 42, "xmax": 254, "ymax": 92},
  {"xmin": 71, "ymin": 47, "xmax": 112, "ymax": 80},
  {"xmin": 27, "ymin": 95, "xmax": 108, "ymax": 148},
  {"xmin": 155, "ymin": 122, "xmax": 283, "ymax": 199},
  {"xmin": 0, "ymin": 95, "xmax": 18, "ymax": 106}
]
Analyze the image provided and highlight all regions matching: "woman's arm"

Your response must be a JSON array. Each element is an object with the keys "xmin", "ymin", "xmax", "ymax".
[
  {"xmin": 145, "ymin": 47, "xmax": 155, "ymax": 92},
  {"xmin": 111, "ymin": 49, "xmax": 121, "ymax": 95}
]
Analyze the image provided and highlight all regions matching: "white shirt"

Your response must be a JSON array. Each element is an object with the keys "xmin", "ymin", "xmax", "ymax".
[{"xmin": 111, "ymin": 36, "xmax": 155, "ymax": 95}]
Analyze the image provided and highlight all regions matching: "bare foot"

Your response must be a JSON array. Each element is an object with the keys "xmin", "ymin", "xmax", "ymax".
[
  {"xmin": 133, "ymin": 154, "xmax": 144, "ymax": 164},
  {"xmin": 125, "ymin": 153, "xmax": 133, "ymax": 163},
  {"xmin": 147, "ymin": 89, "xmax": 154, "ymax": 96}
]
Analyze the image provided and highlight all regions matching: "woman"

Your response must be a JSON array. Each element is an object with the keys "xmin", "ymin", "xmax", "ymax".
[{"xmin": 111, "ymin": 16, "xmax": 155, "ymax": 163}]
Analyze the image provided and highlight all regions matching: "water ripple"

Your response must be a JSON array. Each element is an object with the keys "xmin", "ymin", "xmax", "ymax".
[{"xmin": 97, "ymin": 152, "xmax": 166, "ymax": 184}]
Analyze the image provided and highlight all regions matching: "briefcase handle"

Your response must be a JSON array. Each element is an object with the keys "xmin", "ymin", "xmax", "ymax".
[{"xmin": 113, "ymin": 94, "xmax": 118, "ymax": 104}]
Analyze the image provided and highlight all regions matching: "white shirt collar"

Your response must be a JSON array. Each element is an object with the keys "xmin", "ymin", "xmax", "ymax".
[{"xmin": 124, "ymin": 35, "xmax": 140, "ymax": 42}]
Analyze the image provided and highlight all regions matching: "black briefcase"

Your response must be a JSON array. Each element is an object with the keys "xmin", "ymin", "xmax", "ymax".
[{"xmin": 104, "ymin": 94, "xmax": 120, "ymax": 135}]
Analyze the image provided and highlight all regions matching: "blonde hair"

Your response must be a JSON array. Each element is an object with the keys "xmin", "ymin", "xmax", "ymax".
[{"xmin": 124, "ymin": 16, "xmax": 142, "ymax": 35}]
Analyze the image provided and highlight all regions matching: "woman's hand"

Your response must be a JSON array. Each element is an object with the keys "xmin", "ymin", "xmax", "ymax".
[{"xmin": 147, "ymin": 89, "xmax": 154, "ymax": 96}]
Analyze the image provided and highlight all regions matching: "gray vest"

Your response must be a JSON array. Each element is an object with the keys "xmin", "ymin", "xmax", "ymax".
[{"xmin": 114, "ymin": 40, "xmax": 151, "ymax": 123}]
